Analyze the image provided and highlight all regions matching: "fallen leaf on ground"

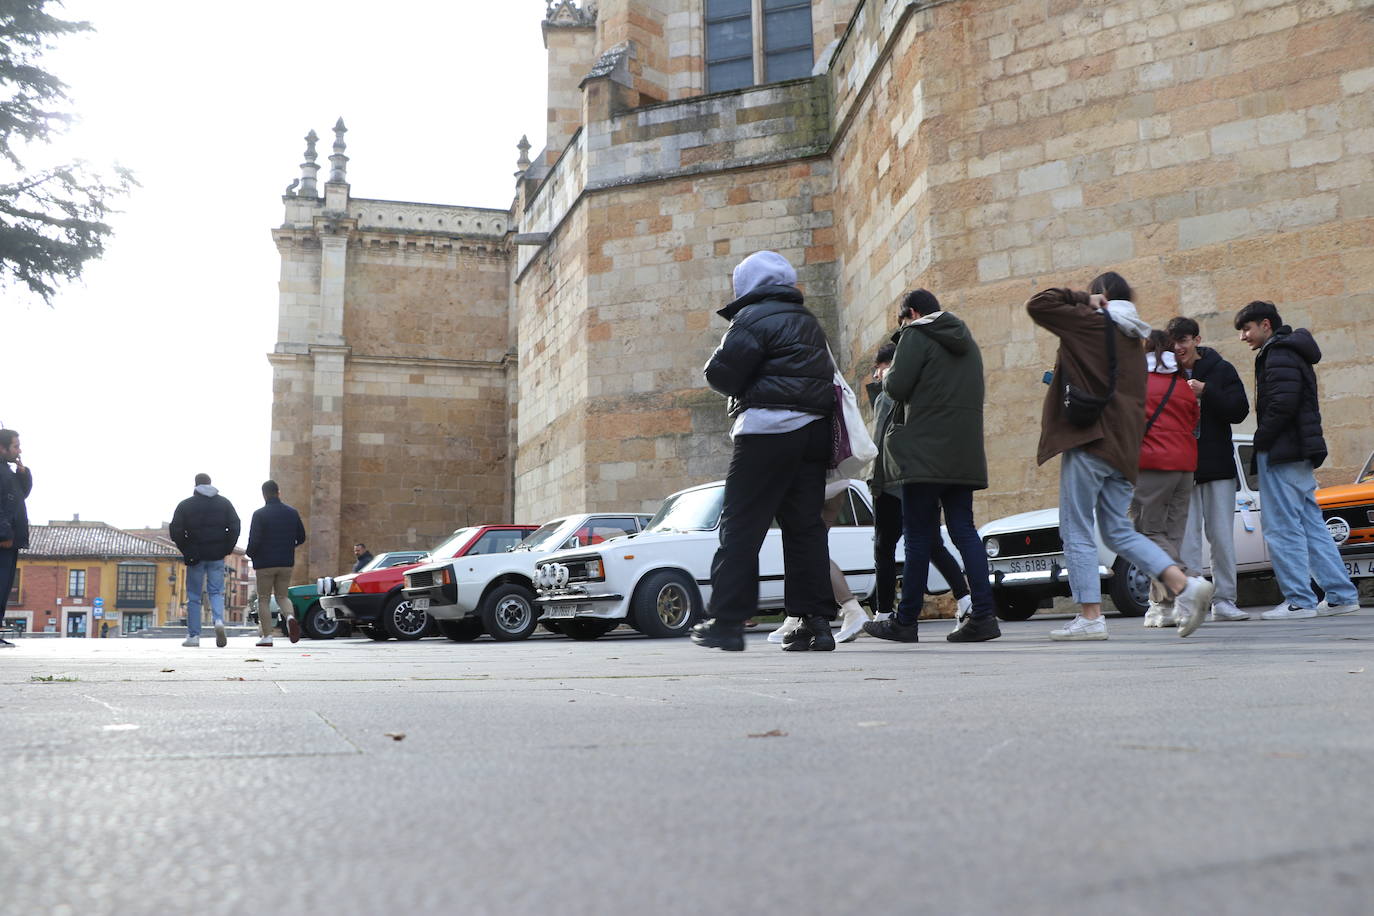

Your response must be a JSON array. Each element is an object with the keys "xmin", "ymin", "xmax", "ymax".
[
  {"xmin": 160, "ymin": 668, "xmax": 175, "ymax": 673},
  {"xmin": 226, "ymin": 676, "xmax": 245, "ymax": 681},
  {"xmin": 244, "ymin": 658, "xmax": 262, "ymax": 662},
  {"xmin": 747, "ymin": 729, "xmax": 787, "ymax": 738},
  {"xmin": 1350, "ymin": 668, "xmax": 1365, "ymax": 674},
  {"xmin": 384, "ymin": 732, "xmax": 406, "ymax": 741}
]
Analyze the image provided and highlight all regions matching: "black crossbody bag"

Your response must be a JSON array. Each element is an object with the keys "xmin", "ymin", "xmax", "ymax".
[{"xmin": 1061, "ymin": 309, "xmax": 1117, "ymax": 427}]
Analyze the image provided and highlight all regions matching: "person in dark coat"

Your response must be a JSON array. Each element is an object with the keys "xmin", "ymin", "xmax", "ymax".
[
  {"xmin": 862, "ymin": 289, "xmax": 999, "ymax": 644},
  {"xmin": 0, "ymin": 429, "xmax": 32, "ymax": 647},
  {"xmin": 352, "ymin": 543, "xmax": 374, "ymax": 573},
  {"xmin": 246, "ymin": 479, "xmax": 307, "ymax": 646},
  {"xmin": 1235, "ymin": 301, "xmax": 1359, "ymax": 619},
  {"xmin": 692, "ymin": 250, "xmax": 835, "ymax": 652},
  {"xmin": 1028, "ymin": 273, "xmax": 1213, "ymax": 641},
  {"xmin": 170, "ymin": 473, "xmax": 240, "ymax": 648},
  {"xmin": 1168, "ymin": 316, "xmax": 1251, "ymax": 621}
]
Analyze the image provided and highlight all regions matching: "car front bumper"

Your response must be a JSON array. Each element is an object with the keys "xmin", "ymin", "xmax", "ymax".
[
  {"xmin": 318, "ymin": 593, "xmax": 387, "ymax": 623},
  {"xmin": 987, "ymin": 557, "xmax": 1112, "ymax": 588},
  {"xmin": 402, "ymin": 584, "xmax": 466, "ymax": 620},
  {"xmin": 535, "ymin": 589, "xmax": 625, "ymax": 620}
]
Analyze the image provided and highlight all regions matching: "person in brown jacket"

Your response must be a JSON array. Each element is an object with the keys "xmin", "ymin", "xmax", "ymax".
[{"xmin": 1027, "ymin": 272, "xmax": 1213, "ymax": 640}]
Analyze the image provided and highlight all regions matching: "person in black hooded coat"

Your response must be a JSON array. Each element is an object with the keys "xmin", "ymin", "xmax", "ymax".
[{"xmin": 1235, "ymin": 301, "xmax": 1359, "ymax": 619}]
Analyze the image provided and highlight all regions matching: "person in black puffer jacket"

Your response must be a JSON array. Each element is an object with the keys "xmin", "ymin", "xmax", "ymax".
[
  {"xmin": 1235, "ymin": 301, "xmax": 1359, "ymax": 619},
  {"xmin": 692, "ymin": 251, "xmax": 835, "ymax": 652},
  {"xmin": 170, "ymin": 473, "xmax": 241, "ymax": 647},
  {"xmin": 1169, "ymin": 317, "xmax": 1250, "ymax": 621}
]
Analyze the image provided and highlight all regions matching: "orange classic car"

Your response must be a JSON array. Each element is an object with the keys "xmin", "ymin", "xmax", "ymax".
[{"xmin": 1317, "ymin": 451, "xmax": 1374, "ymax": 581}]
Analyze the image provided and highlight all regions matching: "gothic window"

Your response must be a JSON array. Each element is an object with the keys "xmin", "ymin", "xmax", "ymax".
[{"xmin": 706, "ymin": 0, "xmax": 814, "ymax": 93}]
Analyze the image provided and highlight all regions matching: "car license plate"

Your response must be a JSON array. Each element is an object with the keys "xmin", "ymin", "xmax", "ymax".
[
  {"xmin": 1343, "ymin": 558, "xmax": 1374, "ymax": 579},
  {"xmin": 546, "ymin": 605, "xmax": 580, "ymax": 619},
  {"xmin": 995, "ymin": 556, "xmax": 1054, "ymax": 574},
  {"xmin": 412, "ymin": 597, "xmax": 430, "ymax": 610}
]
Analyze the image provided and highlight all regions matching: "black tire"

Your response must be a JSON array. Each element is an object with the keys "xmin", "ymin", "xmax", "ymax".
[
  {"xmin": 560, "ymin": 618, "xmax": 619, "ymax": 640},
  {"xmin": 478, "ymin": 583, "xmax": 539, "ymax": 641},
  {"xmin": 440, "ymin": 618, "xmax": 485, "ymax": 642},
  {"xmin": 303, "ymin": 603, "xmax": 343, "ymax": 639},
  {"xmin": 630, "ymin": 570, "xmax": 700, "ymax": 638},
  {"xmin": 1109, "ymin": 557, "xmax": 1150, "ymax": 617},
  {"xmin": 380, "ymin": 594, "xmax": 429, "ymax": 640},
  {"xmin": 993, "ymin": 589, "xmax": 1039, "ymax": 621},
  {"xmin": 361, "ymin": 625, "xmax": 390, "ymax": 641}
]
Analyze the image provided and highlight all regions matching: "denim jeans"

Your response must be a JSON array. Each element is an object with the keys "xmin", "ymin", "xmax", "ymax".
[
  {"xmin": 1059, "ymin": 449, "xmax": 1176, "ymax": 605},
  {"xmin": 873, "ymin": 490, "xmax": 968, "ymax": 617},
  {"xmin": 1255, "ymin": 452, "xmax": 1359, "ymax": 608},
  {"xmin": 185, "ymin": 556, "xmax": 226, "ymax": 637},
  {"xmin": 896, "ymin": 483, "xmax": 992, "ymax": 625}
]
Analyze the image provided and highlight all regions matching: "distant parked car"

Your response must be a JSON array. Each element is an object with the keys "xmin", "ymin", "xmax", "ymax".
[
  {"xmin": 320, "ymin": 528, "xmax": 536, "ymax": 641},
  {"xmin": 531, "ymin": 478, "xmax": 958, "ymax": 639},
  {"xmin": 282, "ymin": 549, "xmax": 429, "ymax": 639},
  {"xmin": 402, "ymin": 513, "xmax": 654, "ymax": 641},
  {"xmin": 979, "ymin": 434, "xmax": 1270, "ymax": 619},
  {"xmin": 1317, "ymin": 449, "xmax": 1374, "ymax": 590}
]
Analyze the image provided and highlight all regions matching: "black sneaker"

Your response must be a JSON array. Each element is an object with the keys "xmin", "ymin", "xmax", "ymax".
[
  {"xmin": 691, "ymin": 618, "xmax": 745, "ymax": 651},
  {"xmin": 287, "ymin": 614, "xmax": 302, "ymax": 644},
  {"xmin": 782, "ymin": 615, "xmax": 836, "ymax": 652},
  {"xmin": 863, "ymin": 617, "xmax": 920, "ymax": 642},
  {"xmin": 946, "ymin": 614, "xmax": 1001, "ymax": 642},
  {"xmin": 0, "ymin": 637, "xmax": 15, "ymax": 648}
]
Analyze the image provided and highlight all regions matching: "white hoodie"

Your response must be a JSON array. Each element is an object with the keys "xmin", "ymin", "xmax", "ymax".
[{"xmin": 1105, "ymin": 299, "xmax": 1151, "ymax": 339}]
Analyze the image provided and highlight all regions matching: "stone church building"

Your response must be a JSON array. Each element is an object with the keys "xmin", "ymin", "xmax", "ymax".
[{"xmin": 271, "ymin": 0, "xmax": 1374, "ymax": 580}]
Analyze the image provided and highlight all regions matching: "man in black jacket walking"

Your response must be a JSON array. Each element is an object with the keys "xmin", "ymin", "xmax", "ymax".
[
  {"xmin": 692, "ymin": 250, "xmax": 835, "ymax": 652},
  {"xmin": 170, "ymin": 474, "xmax": 241, "ymax": 647},
  {"xmin": 1169, "ymin": 317, "xmax": 1251, "ymax": 621},
  {"xmin": 1235, "ymin": 301, "xmax": 1359, "ymax": 619},
  {"xmin": 0, "ymin": 429, "xmax": 31, "ymax": 648},
  {"xmin": 246, "ymin": 480, "xmax": 307, "ymax": 646}
]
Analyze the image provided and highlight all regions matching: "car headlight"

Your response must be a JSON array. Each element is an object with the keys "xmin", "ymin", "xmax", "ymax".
[
  {"xmin": 586, "ymin": 558, "xmax": 603, "ymax": 580},
  {"xmin": 984, "ymin": 537, "xmax": 1000, "ymax": 558}
]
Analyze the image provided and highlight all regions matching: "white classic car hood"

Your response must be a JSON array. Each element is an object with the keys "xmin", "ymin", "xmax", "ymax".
[{"xmin": 979, "ymin": 507, "xmax": 1061, "ymax": 538}]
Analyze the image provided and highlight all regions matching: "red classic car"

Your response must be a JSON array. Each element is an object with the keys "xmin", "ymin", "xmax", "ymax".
[{"xmin": 319, "ymin": 525, "xmax": 537, "ymax": 640}]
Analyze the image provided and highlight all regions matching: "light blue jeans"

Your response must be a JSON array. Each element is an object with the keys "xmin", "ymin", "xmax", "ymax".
[
  {"xmin": 1255, "ymin": 452, "xmax": 1359, "ymax": 608},
  {"xmin": 185, "ymin": 557, "xmax": 226, "ymax": 637},
  {"xmin": 1060, "ymin": 449, "xmax": 1176, "ymax": 605}
]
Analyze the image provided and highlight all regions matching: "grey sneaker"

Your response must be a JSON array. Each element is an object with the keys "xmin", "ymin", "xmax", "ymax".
[
  {"xmin": 214, "ymin": 623, "xmax": 227, "ymax": 648},
  {"xmin": 1210, "ymin": 599, "xmax": 1249, "ymax": 621},
  {"xmin": 1315, "ymin": 600, "xmax": 1359, "ymax": 617},
  {"xmin": 1174, "ymin": 577, "xmax": 1214, "ymax": 637},
  {"xmin": 182, "ymin": 636, "xmax": 200, "ymax": 647}
]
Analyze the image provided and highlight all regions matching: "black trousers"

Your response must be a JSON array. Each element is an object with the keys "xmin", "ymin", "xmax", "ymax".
[
  {"xmin": 872, "ymin": 490, "xmax": 968, "ymax": 616},
  {"xmin": 708, "ymin": 419, "xmax": 833, "ymax": 623},
  {"xmin": 0, "ymin": 548, "xmax": 17, "ymax": 618}
]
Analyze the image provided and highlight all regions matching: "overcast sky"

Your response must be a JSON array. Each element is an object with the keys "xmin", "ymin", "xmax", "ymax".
[{"xmin": 6, "ymin": 1, "xmax": 548, "ymax": 536}]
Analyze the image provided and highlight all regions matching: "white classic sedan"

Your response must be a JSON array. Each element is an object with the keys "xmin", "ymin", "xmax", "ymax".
[
  {"xmin": 980, "ymin": 434, "xmax": 1268, "ymax": 619},
  {"xmin": 532, "ymin": 478, "xmax": 958, "ymax": 639}
]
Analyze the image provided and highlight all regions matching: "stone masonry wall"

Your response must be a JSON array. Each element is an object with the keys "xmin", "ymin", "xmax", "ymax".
[{"xmin": 830, "ymin": 0, "xmax": 1374, "ymax": 524}]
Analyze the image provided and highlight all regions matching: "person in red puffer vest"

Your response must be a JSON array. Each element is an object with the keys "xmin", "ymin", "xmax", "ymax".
[{"xmin": 1131, "ymin": 329, "xmax": 1200, "ymax": 627}]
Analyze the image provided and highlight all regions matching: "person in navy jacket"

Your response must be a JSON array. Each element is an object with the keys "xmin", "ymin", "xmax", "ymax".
[{"xmin": 246, "ymin": 480, "xmax": 307, "ymax": 646}]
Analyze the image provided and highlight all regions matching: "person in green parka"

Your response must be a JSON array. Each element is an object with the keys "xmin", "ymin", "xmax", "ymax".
[{"xmin": 862, "ymin": 289, "xmax": 1000, "ymax": 644}]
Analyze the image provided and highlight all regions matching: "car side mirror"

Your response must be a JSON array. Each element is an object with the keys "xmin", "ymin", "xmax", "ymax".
[{"xmin": 566, "ymin": 536, "xmax": 580, "ymax": 549}]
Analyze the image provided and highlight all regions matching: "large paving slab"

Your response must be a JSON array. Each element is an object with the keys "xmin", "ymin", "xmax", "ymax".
[{"xmin": 3, "ymin": 609, "xmax": 1372, "ymax": 915}]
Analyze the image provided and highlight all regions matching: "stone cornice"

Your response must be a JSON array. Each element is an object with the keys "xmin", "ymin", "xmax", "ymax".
[{"xmin": 267, "ymin": 350, "xmax": 508, "ymax": 372}]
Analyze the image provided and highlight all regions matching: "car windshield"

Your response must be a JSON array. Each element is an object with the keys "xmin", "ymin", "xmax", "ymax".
[
  {"xmin": 514, "ymin": 518, "xmax": 573, "ymax": 551},
  {"xmin": 1360, "ymin": 452, "xmax": 1374, "ymax": 484},
  {"xmin": 427, "ymin": 527, "xmax": 476, "ymax": 559},
  {"xmin": 644, "ymin": 486, "xmax": 724, "ymax": 533}
]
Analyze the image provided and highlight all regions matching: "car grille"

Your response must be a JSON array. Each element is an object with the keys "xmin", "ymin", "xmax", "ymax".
[
  {"xmin": 991, "ymin": 528, "xmax": 1063, "ymax": 559},
  {"xmin": 408, "ymin": 570, "xmax": 435, "ymax": 588},
  {"xmin": 1325, "ymin": 504, "xmax": 1374, "ymax": 540}
]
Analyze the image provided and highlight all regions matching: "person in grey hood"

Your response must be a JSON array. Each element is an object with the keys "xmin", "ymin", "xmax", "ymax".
[
  {"xmin": 1235, "ymin": 300, "xmax": 1359, "ymax": 620},
  {"xmin": 693, "ymin": 250, "xmax": 835, "ymax": 652},
  {"xmin": 170, "ymin": 473, "xmax": 241, "ymax": 648},
  {"xmin": 862, "ymin": 289, "xmax": 1000, "ymax": 644}
]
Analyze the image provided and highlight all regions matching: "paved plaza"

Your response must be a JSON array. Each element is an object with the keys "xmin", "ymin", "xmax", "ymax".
[{"xmin": 3, "ymin": 608, "xmax": 1373, "ymax": 915}]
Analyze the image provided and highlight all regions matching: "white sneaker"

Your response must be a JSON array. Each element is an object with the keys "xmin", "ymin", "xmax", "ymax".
[
  {"xmin": 1143, "ymin": 602, "xmax": 1176, "ymax": 628},
  {"xmin": 1209, "ymin": 599, "xmax": 1249, "ymax": 621},
  {"xmin": 1049, "ymin": 615, "xmax": 1107, "ymax": 641},
  {"xmin": 767, "ymin": 617, "xmax": 801, "ymax": 645},
  {"xmin": 1173, "ymin": 576, "xmax": 1213, "ymax": 637},
  {"xmin": 836, "ymin": 598, "xmax": 870, "ymax": 643},
  {"xmin": 256, "ymin": 636, "xmax": 273, "ymax": 647},
  {"xmin": 872, "ymin": 611, "xmax": 893, "ymax": 622},
  {"xmin": 1260, "ymin": 602, "xmax": 1317, "ymax": 620},
  {"xmin": 1315, "ymin": 600, "xmax": 1359, "ymax": 617},
  {"xmin": 182, "ymin": 636, "xmax": 199, "ymax": 647}
]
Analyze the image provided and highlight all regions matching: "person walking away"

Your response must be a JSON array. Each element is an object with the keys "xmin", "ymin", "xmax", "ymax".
[
  {"xmin": 693, "ymin": 250, "xmax": 835, "ymax": 652},
  {"xmin": 1027, "ymin": 272, "xmax": 1213, "ymax": 640},
  {"xmin": 246, "ymin": 479, "xmax": 307, "ymax": 646},
  {"xmin": 170, "ymin": 474, "xmax": 240, "ymax": 648},
  {"xmin": 862, "ymin": 288, "xmax": 1000, "ymax": 644},
  {"xmin": 352, "ymin": 542, "xmax": 373, "ymax": 572},
  {"xmin": 1132, "ymin": 330, "xmax": 1200, "ymax": 628},
  {"xmin": 1169, "ymin": 317, "xmax": 1251, "ymax": 621},
  {"xmin": 1234, "ymin": 301, "xmax": 1359, "ymax": 619},
  {"xmin": 0, "ymin": 429, "xmax": 32, "ymax": 648}
]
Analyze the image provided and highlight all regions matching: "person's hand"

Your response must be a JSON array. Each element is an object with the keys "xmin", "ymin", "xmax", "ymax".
[
  {"xmin": 1188, "ymin": 379, "xmax": 1205, "ymax": 397},
  {"xmin": 1087, "ymin": 293, "xmax": 1108, "ymax": 309},
  {"xmin": 0, "ymin": 539, "xmax": 12, "ymax": 549},
  {"xmin": 13, "ymin": 456, "xmax": 23, "ymax": 472}
]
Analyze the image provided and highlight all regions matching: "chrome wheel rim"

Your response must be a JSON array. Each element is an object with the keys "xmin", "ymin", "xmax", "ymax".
[
  {"xmin": 392, "ymin": 600, "xmax": 426, "ymax": 636},
  {"xmin": 495, "ymin": 595, "xmax": 531, "ymax": 633},
  {"xmin": 656, "ymin": 583, "xmax": 690, "ymax": 628}
]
